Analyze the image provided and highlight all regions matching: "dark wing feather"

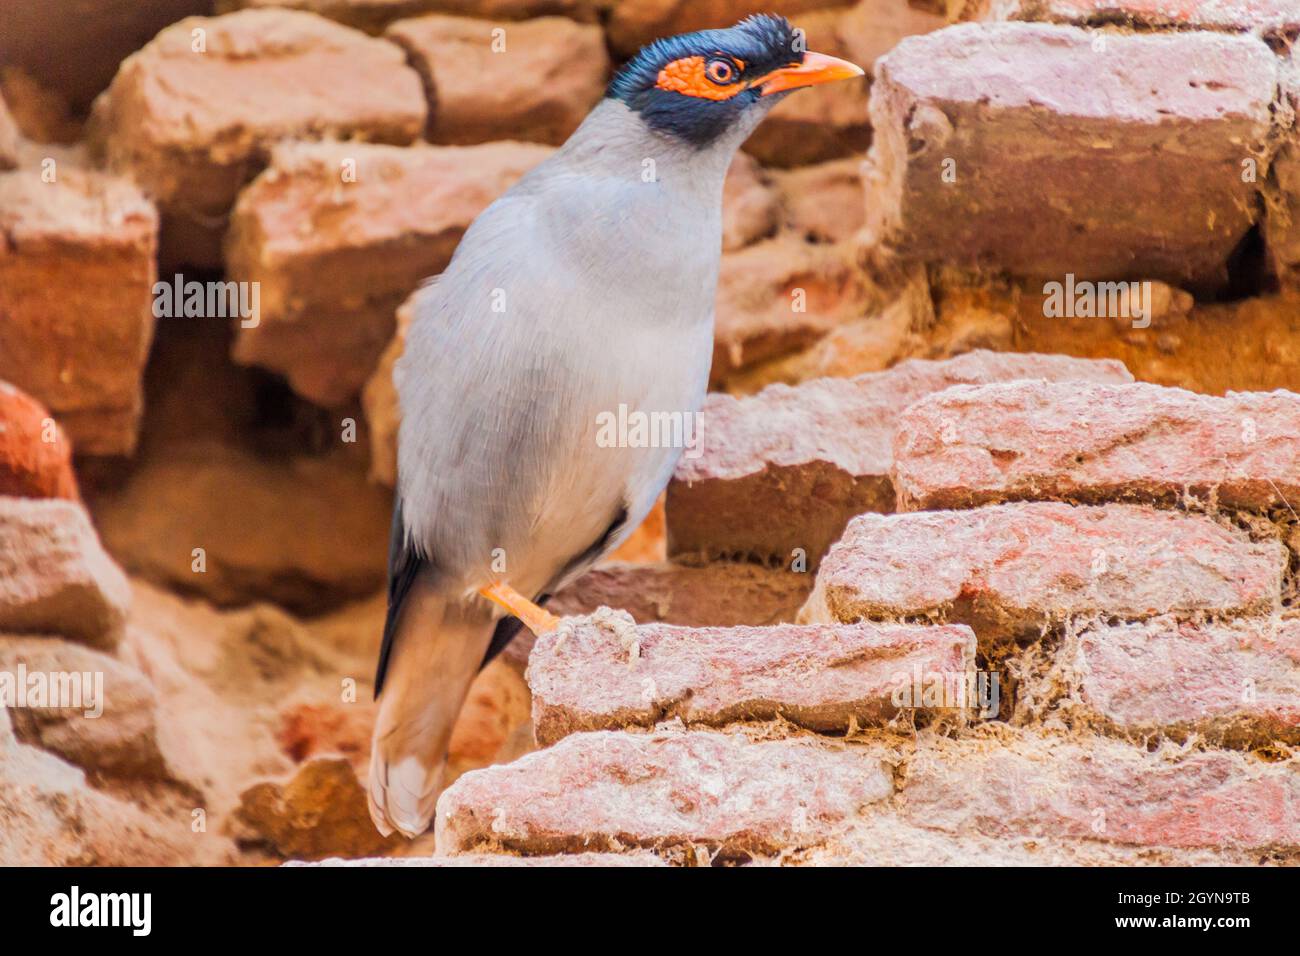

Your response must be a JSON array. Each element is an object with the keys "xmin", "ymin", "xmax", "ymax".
[{"xmin": 374, "ymin": 496, "xmax": 427, "ymax": 697}]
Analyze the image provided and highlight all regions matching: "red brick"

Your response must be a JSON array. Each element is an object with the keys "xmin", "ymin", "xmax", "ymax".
[
  {"xmin": 386, "ymin": 14, "xmax": 608, "ymax": 146},
  {"xmin": 0, "ymin": 94, "xmax": 19, "ymax": 170},
  {"xmin": 893, "ymin": 380, "xmax": 1300, "ymax": 512},
  {"xmin": 1265, "ymin": 51, "xmax": 1300, "ymax": 287},
  {"xmin": 227, "ymin": 140, "xmax": 550, "ymax": 405},
  {"xmin": 0, "ymin": 382, "xmax": 78, "ymax": 500},
  {"xmin": 1068, "ymin": 616, "xmax": 1300, "ymax": 747},
  {"xmin": 436, "ymin": 728, "xmax": 894, "ymax": 858},
  {"xmin": 0, "ymin": 498, "xmax": 132, "ymax": 649},
  {"xmin": 217, "ymin": 0, "xmax": 600, "ymax": 34},
  {"xmin": 669, "ymin": 350, "xmax": 1131, "ymax": 567},
  {"xmin": 606, "ymin": 1, "xmax": 834, "ymax": 57},
  {"xmin": 91, "ymin": 9, "xmax": 425, "ymax": 267},
  {"xmin": 903, "ymin": 730, "xmax": 1300, "ymax": 851},
  {"xmin": 863, "ymin": 23, "xmax": 1277, "ymax": 290},
  {"xmin": 971, "ymin": 0, "xmax": 1300, "ymax": 34},
  {"xmin": 528, "ymin": 618, "xmax": 975, "ymax": 743},
  {"xmin": 801, "ymin": 502, "xmax": 1286, "ymax": 650},
  {"xmin": 0, "ymin": 166, "xmax": 157, "ymax": 456}
]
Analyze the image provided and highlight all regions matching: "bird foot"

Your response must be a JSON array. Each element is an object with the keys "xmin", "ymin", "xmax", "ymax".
[{"xmin": 479, "ymin": 582, "xmax": 561, "ymax": 635}]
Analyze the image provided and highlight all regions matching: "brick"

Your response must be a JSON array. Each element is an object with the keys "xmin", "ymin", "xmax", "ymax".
[
  {"xmin": 217, "ymin": 0, "xmax": 600, "ymax": 34},
  {"xmin": 668, "ymin": 350, "xmax": 1132, "ymax": 567},
  {"xmin": 606, "ymin": 1, "xmax": 836, "ymax": 58},
  {"xmin": 801, "ymin": 502, "xmax": 1286, "ymax": 650},
  {"xmin": 863, "ymin": 23, "xmax": 1276, "ymax": 290},
  {"xmin": 386, "ymin": 14, "xmax": 608, "ymax": 146},
  {"xmin": 893, "ymin": 380, "xmax": 1300, "ymax": 512},
  {"xmin": 722, "ymin": 152, "xmax": 778, "ymax": 252},
  {"xmin": 971, "ymin": 0, "xmax": 1300, "ymax": 34},
  {"xmin": 91, "ymin": 9, "xmax": 425, "ymax": 267},
  {"xmin": 0, "ymin": 381, "xmax": 78, "ymax": 500},
  {"xmin": 1066, "ymin": 616, "xmax": 1300, "ymax": 747},
  {"xmin": 528, "ymin": 618, "xmax": 976, "ymax": 744},
  {"xmin": 0, "ymin": 498, "xmax": 131, "ymax": 649},
  {"xmin": 903, "ymin": 729, "xmax": 1300, "ymax": 851},
  {"xmin": 0, "ymin": 166, "xmax": 157, "ymax": 456},
  {"xmin": 773, "ymin": 158, "xmax": 866, "ymax": 244},
  {"xmin": 291, "ymin": 851, "xmax": 666, "ymax": 866},
  {"xmin": 711, "ymin": 235, "xmax": 876, "ymax": 388},
  {"xmin": 1265, "ymin": 52, "xmax": 1300, "ymax": 286},
  {"xmin": 0, "ymin": 93, "xmax": 19, "ymax": 170},
  {"xmin": 228, "ymin": 140, "xmax": 550, "ymax": 405},
  {"xmin": 436, "ymin": 728, "xmax": 894, "ymax": 858}
]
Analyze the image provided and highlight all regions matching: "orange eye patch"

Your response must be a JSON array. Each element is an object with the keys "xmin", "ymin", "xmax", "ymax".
[{"xmin": 656, "ymin": 56, "xmax": 746, "ymax": 100}]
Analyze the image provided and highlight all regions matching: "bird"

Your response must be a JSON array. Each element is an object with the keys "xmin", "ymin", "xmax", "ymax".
[{"xmin": 368, "ymin": 13, "xmax": 864, "ymax": 838}]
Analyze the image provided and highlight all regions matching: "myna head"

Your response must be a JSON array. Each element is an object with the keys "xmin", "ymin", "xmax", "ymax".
[{"xmin": 607, "ymin": 14, "xmax": 864, "ymax": 149}]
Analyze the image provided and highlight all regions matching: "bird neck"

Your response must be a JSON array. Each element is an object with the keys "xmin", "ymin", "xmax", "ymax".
[{"xmin": 555, "ymin": 99, "xmax": 772, "ymax": 199}]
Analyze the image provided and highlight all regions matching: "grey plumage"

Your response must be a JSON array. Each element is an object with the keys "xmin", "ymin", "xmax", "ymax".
[{"xmin": 368, "ymin": 15, "xmax": 863, "ymax": 838}]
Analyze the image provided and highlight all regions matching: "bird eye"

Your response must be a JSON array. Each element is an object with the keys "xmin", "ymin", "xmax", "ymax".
[{"xmin": 705, "ymin": 58, "xmax": 737, "ymax": 84}]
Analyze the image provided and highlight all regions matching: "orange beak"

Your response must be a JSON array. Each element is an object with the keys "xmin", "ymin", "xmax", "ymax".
[{"xmin": 755, "ymin": 51, "xmax": 865, "ymax": 96}]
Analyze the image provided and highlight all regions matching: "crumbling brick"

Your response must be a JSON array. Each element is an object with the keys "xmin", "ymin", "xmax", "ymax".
[
  {"xmin": 800, "ymin": 502, "xmax": 1286, "ymax": 650},
  {"xmin": 668, "ymin": 350, "xmax": 1131, "ymax": 568},
  {"xmin": 893, "ymin": 380, "xmax": 1300, "ymax": 512},
  {"xmin": 528, "ymin": 618, "xmax": 975, "ymax": 743},
  {"xmin": 436, "ymin": 727, "xmax": 894, "ymax": 858},
  {"xmin": 863, "ymin": 23, "xmax": 1277, "ymax": 291}
]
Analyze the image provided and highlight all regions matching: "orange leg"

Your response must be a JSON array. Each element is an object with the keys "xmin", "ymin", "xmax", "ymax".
[{"xmin": 479, "ymin": 582, "xmax": 561, "ymax": 636}]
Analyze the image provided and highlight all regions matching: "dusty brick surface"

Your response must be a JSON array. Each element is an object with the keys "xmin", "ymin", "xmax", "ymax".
[
  {"xmin": 863, "ymin": 23, "xmax": 1276, "ymax": 290},
  {"xmin": 0, "ymin": 382, "xmax": 78, "ymax": 500},
  {"xmin": 0, "ymin": 166, "xmax": 157, "ymax": 456},
  {"xmin": 1065, "ymin": 616, "xmax": 1300, "ymax": 747},
  {"xmin": 722, "ymin": 152, "xmax": 778, "ymax": 252},
  {"xmin": 893, "ymin": 380, "xmax": 1300, "ymax": 512},
  {"xmin": 436, "ymin": 728, "xmax": 894, "ymax": 858},
  {"xmin": 606, "ymin": 0, "xmax": 835, "ymax": 57},
  {"xmin": 972, "ymin": 0, "xmax": 1300, "ymax": 33},
  {"xmin": 218, "ymin": 0, "xmax": 600, "ymax": 34},
  {"xmin": 0, "ymin": 94, "xmax": 19, "ymax": 170},
  {"xmin": 227, "ymin": 140, "xmax": 550, "ymax": 405},
  {"xmin": 528, "ymin": 619, "xmax": 975, "ymax": 743},
  {"xmin": 1266, "ymin": 52, "xmax": 1300, "ymax": 287},
  {"xmin": 801, "ymin": 502, "xmax": 1286, "ymax": 649},
  {"xmin": 0, "ymin": 498, "xmax": 131, "ymax": 649},
  {"xmin": 904, "ymin": 730, "xmax": 1300, "ymax": 851},
  {"xmin": 669, "ymin": 351, "xmax": 1132, "ymax": 567},
  {"xmin": 91, "ymin": 9, "xmax": 425, "ymax": 267},
  {"xmin": 386, "ymin": 14, "xmax": 608, "ymax": 146}
]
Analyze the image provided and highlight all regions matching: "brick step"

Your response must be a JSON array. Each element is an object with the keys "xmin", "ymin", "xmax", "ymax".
[
  {"xmin": 800, "ymin": 502, "xmax": 1286, "ymax": 652},
  {"xmin": 436, "ymin": 728, "xmax": 894, "ymax": 859},
  {"xmin": 668, "ymin": 350, "xmax": 1130, "ymax": 568},
  {"xmin": 1058, "ymin": 616, "xmax": 1300, "ymax": 748},
  {"xmin": 226, "ymin": 139, "xmax": 551, "ymax": 405},
  {"xmin": 893, "ymin": 380, "xmax": 1300, "ymax": 512},
  {"xmin": 903, "ymin": 730, "xmax": 1300, "ymax": 852},
  {"xmin": 528, "ymin": 617, "xmax": 975, "ymax": 744},
  {"xmin": 90, "ymin": 9, "xmax": 426, "ymax": 267},
  {"xmin": 863, "ymin": 22, "xmax": 1276, "ymax": 289}
]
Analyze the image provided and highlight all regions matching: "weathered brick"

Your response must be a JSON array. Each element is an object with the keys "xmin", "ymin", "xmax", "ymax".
[
  {"xmin": 1265, "ymin": 51, "xmax": 1300, "ymax": 287},
  {"xmin": 801, "ymin": 502, "xmax": 1286, "ymax": 650},
  {"xmin": 0, "ymin": 94, "xmax": 19, "ymax": 170},
  {"xmin": 1065, "ymin": 616, "xmax": 1300, "ymax": 747},
  {"xmin": 291, "ymin": 851, "xmax": 666, "ymax": 866},
  {"xmin": 436, "ymin": 728, "xmax": 894, "ymax": 858},
  {"xmin": 863, "ymin": 23, "xmax": 1276, "ymax": 290},
  {"xmin": 0, "ymin": 382, "xmax": 78, "ymax": 500},
  {"xmin": 0, "ymin": 498, "xmax": 131, "ymax": 649},
  {"xmin": 528, "ymin": 618, "xmax": 975, "ymax": 743},
  {"xmin": 217, "ymin": 0, "xmax": 600, "ymax": 34},
  {"xmin": 386, "ymin": 14, "xmax": 608, "ymax": 146},
  {"xmin": 903, "ymin": 729, "xmax": 1300, "ymax": 851},
  {"xmin": 893, "ymin": 380, "xmax": 1300, "ymax": 512},
  {"xmin": 91, "ymin": 9, "xmax": 425, "ymax": 267},
  {"xmin": 971, "ymin": 0, "xmax": 1300, "ymax": 34},
  {"xmin": 669, "ymin": 350, "xmax": 1131, "ymax": 567},
  {"xmin": 606, "ymin": 0, "xmax": 835, "ymax": 57},
  {"xmin": 227, "ymin": 140, "xmax": 550, "ymax": 405},
  {"xmin": 0, "ymin": 166, "xmax": 157, "ymax": 456}
]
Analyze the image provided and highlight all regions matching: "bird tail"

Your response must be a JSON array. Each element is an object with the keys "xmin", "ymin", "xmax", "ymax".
[{"xmin": 368, "ymin": 582, "xmax": 494, "ymax": 839}]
